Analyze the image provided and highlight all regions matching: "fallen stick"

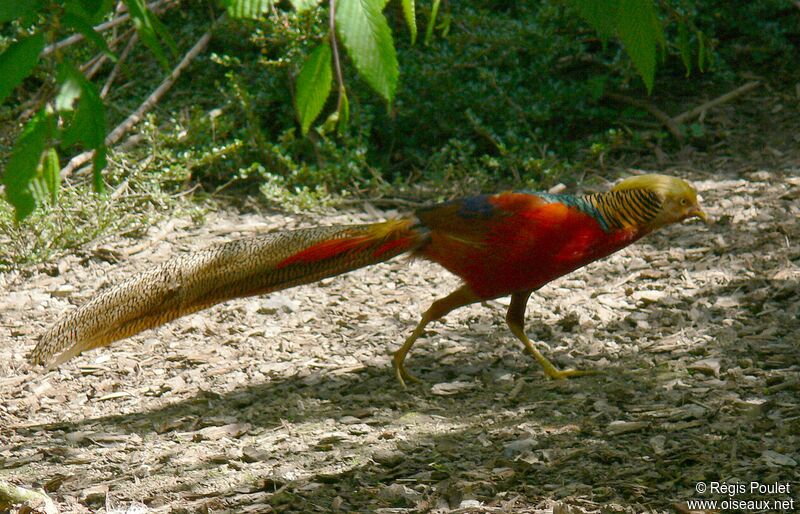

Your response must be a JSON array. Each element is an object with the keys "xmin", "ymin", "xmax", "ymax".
[
  {"xmin": 605, "ymin": 92, "xmax": 684, "ymax": 143},
  {"xmin": 80, "ymin": 53, "xmax": 104, "ymax": 76},
  {"xmin": 81, "ymin": 27, "xmax": 138, "ymax": 80},
  {"xmin": 0, "ymin": 479, "xmax": 58, "ymax": 513},
  {"xmin": 101, "ymin": 32, "xmax": 139, "ymax": 98},
  {"xmin": 41, "ymin": 0, "xmax": 170, "ymax": 57},
  {"xmin": 60, "ymin": 20, "xmax": 219, "ymax": 179},
  {"xmin": 673, "ymin": 81, "xmax": 760, "ymax": 124},
  {"xmin": 106, "ymin": 25, "xmax": 215, "ymax": 145},
  {"xmin": 57, "ymin": 150, "xmax": 94, "ymax": 179}
]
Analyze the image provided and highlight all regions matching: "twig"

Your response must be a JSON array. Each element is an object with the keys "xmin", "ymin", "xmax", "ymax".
[
  {"xmin": 0, "ymin": 479, "xmax": 58, "ymax": 513},
  {"xmin": 673, "ymin": 81, "xmax": 760, "ymax": 124},
  {"xmin": 81, "ymin": 27, "xmax": 137, "ymax": 80},
  {"xmin": 337, "ymin": 197, "xmax": 427, "ymax": 208},
  {"xmin": 41, "ymin": 0, "xmax": 170, "ymax": 57},
  {"xmin": 80, "ymin": 53, "xmax": 103, "ymax": 75},
  {"xmin": 105, "ymin": 22, "xmax": 216, "ymax": 148},
  {"xmin": 101, "ymin": 32, "xmax": 139, "ymax": 98},
  {"xmin": 119, "ymin": 219, "xmax": 178, "ymax": 256},
  {"xmin": 329, "ymin": 0, "xmax": 346, "ymax": 114},
  {"xmin": 58, "ymin": 150, "xmax": 95, "ymax": 179},
  {"xmin": 605, "ymin": 92, "xmax": 685, "ymax": 143},
  {"xmin": 60, "ymin": 18, "xmax": 220, "ymax": 179}
]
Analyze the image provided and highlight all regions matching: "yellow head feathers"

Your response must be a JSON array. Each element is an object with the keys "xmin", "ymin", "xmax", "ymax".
[
  {"xmin": 613, "ymin": 174, "xmax": 708, "ymax": 227},
  {"xmin": 612, "ymin": 173, "xmax": 694, "ymax": 197}
]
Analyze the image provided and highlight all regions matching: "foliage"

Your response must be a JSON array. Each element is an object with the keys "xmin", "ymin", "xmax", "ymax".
[
  {"xmin": 197, "ymin": 0, "xmax": 711, "ymax": 194},
  {"xmin": 0, "ymin": 33, "xmax": 45, "ymax": 103},
  {"xmin": 0, "ymin": 0, "xmax": 411, "ymax": 221},
  {"xmin": 1, "ymin": 0, "xmax": 799, "ymax": 233},
  {"xmin": 572, "ymin": 0, "xmax": 665, "ymax": 93},
  {"xmin": 0, "ymin": 0, "xmax": 682, "ymax": 221},
  {"xmin": 0, "ymin": 153, "xmax": 205, "ymax": 271},
  {"xmin": 296, "ymin": 41, "xmax": 332, "ymax": 135}
]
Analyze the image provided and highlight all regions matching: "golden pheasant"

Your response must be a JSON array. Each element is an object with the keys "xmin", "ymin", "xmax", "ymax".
[{"xmin": 30, "ymin": 174, "xmax": 706, "ymax": 386}]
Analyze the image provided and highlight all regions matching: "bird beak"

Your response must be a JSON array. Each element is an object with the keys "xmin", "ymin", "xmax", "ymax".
[{"xmin": 690, "ymin": 207, "xmax": 709, "ymax": 224}]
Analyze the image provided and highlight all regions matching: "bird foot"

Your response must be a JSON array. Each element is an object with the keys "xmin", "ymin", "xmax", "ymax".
[
  {"xmin": 542, "ymin": 366, "xmax": 599, "ymax": 380},
  {"xmin": 392, "ymin": 354, "xmax": 421, "ymax": 389},
  {"xmin": 522, "ymin": 339, "xmax": 599, "ymax": 380}
]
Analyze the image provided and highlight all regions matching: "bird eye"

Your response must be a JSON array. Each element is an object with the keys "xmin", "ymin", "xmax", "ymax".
[{"xmin": 680, "ymin": 199, "xmax": 687, "ymax": 206}]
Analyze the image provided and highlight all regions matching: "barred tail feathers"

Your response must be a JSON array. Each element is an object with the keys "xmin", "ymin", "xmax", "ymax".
[{"xmin": 30, "ymin": 218, "xmax": 423, "ymax": 368}]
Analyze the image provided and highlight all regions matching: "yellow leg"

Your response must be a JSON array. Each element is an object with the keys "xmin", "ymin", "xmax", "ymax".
[
  {"xmin": 506, "ymin": 291, "xmax": 596, "ymax": 380},
  {"xmin": 393, "ymin": 286, "xmax": 480, "ymax": 388},
  {"xmin": 393, "ymin": 318, "xmax": 428, "ymax": 387}
]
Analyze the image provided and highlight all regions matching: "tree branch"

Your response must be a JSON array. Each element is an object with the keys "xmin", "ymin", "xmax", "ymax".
[
  {"xmin": 605, "ymin": 92, "xmax": 685, "ymax": 143},
  {"xmin": 60, "ymin": 18, "xmax": 221, "ymax": 179},
  {"xmin": 329, "ymin": 0, "xmax": 346, "ymax": 113},
  {"xmin": 41, "ymin": 0, "xmax": 171, "ymax": 57},
  {"xmin": 673, "ymin": 81, "xmax": 760, "ymax": 124},
  {"xmin": 0, "ymin": 480, "xmax": 58, "ymax": 514},
  {"xmin": 101, "ymin": 32, "xmax": 139, "ymax": 99},
  {"xmin": 80, "ymin": 27, "xmax": 137, "ymax": 80}
]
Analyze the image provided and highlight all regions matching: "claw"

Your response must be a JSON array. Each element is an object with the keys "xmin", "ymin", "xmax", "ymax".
[
  {"xmin": 512, "ymin": 322, "xmax": 598, "ymax": 381},
  {"xmin": 393, "ymin": 352, "xmax": 421, "ymax": 389},
  {"xmin": 541, "ymin": 365, "xmax": 599, "ymax": 380},
  {"xmin": 527, "ymin": 344, "xmax": 599, "ymax": 380}
]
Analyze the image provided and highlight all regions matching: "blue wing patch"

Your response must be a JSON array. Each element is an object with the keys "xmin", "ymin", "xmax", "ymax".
[
  {"xmin": 457, "ymin": 194, "xmax": 496, "ymax": 219},
  {"xmin": 527, "ymin": 191, "xmax": 610, "ymax": 232},
  {"xmin": 418, "ymin": 194, "xmax": 497, "ymax": 220}
]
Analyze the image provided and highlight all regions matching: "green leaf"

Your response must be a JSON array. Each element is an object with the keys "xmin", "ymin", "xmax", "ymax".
[
  {"xmin": 0, "ymin": 0, "xmax": 43, "ymax": 23},
  {"xmin": 224, "ymin": 0, "xmax": 272, "ymax": 19},
  {"xmin": 571, "ymin": 0, "xmax": 618, "ymax": 40},
  {"xmin": 401, "ymin": 0, "xmax": 416, "ymax": 44},
  {"xmin": 337, "ymin": 89, "xmax": 349, "ymax": 134},
  {"xmin": 124, "ymin": 0, "xmax": 170, "ymax": 69},
  {"xmin": 649, "ymin": 3, "xmax": 665, "ymax": 47},
  {"xmin": 438, "ymin": 11, "xmax": 450, "ymax": 37},
  {"xmin": 322, "ymin": 110, "xmax": 339, "ymax": 134},
  {"xmin": 59, "ymin": 64, "xmax": 106, "ymax": 149},
  {"xmin": 63, "ymin": 12, "xmax": 117, "ymax": 61},
  {"xmin": 42, "ymin": 147, "xmax": 61, "ymax": 204},
  {"xmin": 93, "ymin": 145, "xmax": 107, "ymax": 194},
  {"xmin": 616, "ymin": 0, "xmax": 661, "ymax": 93},
  {"xmin": 55, "ymin": 71, "xmax": 82, "ymax": 112},
  {"xmin": 3, "ymin": 110, "xmax": 53, "ymax": 220},
  {"xmin": 147, "ymin": 6, "xmax": 179, "ymax": 56},
  {"xmin": 68, "ymin": 0, "xmax": 113, "ymax": 23},
  {"xmin": 587, "ymin": 74, "xmax": 607, "ymax": 101},
  {"xmin": 29, "ymin": 172, "xmax": 49, "ymax": 207},
  {"xmin": 0, "ymin": 32, "xmax": 45, "ymax": 105},
  {"xmin": 424, "ymin": 0, "xmax": 439, "ymax": 46},
  {"xmin": 289, "ymin": 0, "xmax": 319, "ymax": 13},
  {"xmin": 31, "ymin": 148, "xmax": 60, "ymax": 206},
  {"xmin": 336, "ymin": 0, "xmax": 398, "ymax": 103},
  {"xmin": 697, "ymin": 30, "xmax": 705, "ymax": 72},
  {"xmin": 677, "ymin": 22, "xmax": 691, "ymax": 76},
  {"xmin": 77, "ymin": 0, "xmax": 105, "ymax": 18},
  {"xmin": 295, "ymin": 42, "xmax": 332, "ymax": 135}
]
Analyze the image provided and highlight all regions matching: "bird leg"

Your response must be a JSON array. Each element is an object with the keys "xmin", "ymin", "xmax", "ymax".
[
  {"xmin": 506, "ymin": 291, "xmax": 596, "ymax": 380},
  {"xmin": 394, "ymin": 286, "xmax": 480, "ymax": 388}
]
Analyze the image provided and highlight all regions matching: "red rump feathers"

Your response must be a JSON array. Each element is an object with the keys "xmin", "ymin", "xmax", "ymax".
[{"xmin": 275, "ymin": 218, "xmax": 420, "ymax": 269}]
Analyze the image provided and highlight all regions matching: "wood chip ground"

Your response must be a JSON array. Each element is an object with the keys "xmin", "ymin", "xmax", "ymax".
[{"xmin": 1, "ymin": 93, "xmax": 799, "ymax": 513}]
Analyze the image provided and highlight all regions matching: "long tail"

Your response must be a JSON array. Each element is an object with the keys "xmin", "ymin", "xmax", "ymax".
[{"xmin": 30, "ymin": 218, "xmax": 425, "ymax": 368}]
